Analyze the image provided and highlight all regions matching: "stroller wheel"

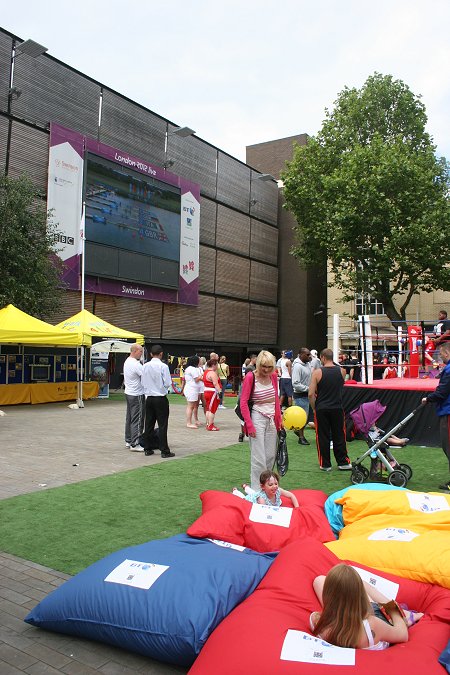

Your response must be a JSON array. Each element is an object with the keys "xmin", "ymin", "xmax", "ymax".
[
  {"xmin": 351, "ymin": 468, "xmax": 366, "ymax": 485},
  {"xmin": 388, "ymin": 470, "xmax": 407, "ymax": 488},
  {"xmin": 399, "ymin": 463, "xmax": 413, "ymax": 480}
]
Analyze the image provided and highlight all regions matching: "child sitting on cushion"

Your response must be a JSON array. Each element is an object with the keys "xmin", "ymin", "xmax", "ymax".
[{"xmin": 232, "ymin": 470, "xmax": 299, "ymax": 508}]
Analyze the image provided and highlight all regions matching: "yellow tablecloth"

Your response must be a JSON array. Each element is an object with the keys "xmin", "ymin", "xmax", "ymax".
[
  {"xmin": 0, "ymin": 383, "xmax": 30, "ymax": 405},
  {"xmin": 0, "ymin": 382, "xmax": 99, "ymax": 406}
]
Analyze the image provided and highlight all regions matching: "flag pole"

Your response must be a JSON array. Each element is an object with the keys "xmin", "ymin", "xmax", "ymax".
[{"xmin": 77, "ymin": 202, "xmax": 86, "ymax": 408}]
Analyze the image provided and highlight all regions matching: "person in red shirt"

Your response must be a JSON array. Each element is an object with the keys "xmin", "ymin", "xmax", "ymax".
[
  {"xmin": 383, "ymin": 357, "xmax": 398, "ymax": 379},
  {"xmin": 203, "ymin": 359, "xmax": 222, "ymax": 431}
]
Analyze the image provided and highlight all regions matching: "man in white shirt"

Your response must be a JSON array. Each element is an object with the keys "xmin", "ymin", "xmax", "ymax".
[
  {"xmin": 141, "ymin": 344, "xmax": 175, "ymax": 458},
  {"xmin": 123, "ymin": 343, "xmax": 145, "ymax": 451}
]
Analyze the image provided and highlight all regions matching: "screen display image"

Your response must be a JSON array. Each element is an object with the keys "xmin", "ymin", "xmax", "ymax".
[
  {"xmin": 31, "ymin": 365, "xmax": 50, "ymax": 381},
  {"xmin": 85, "ymin": 154, "xmax": 181, "ymax": 263}
]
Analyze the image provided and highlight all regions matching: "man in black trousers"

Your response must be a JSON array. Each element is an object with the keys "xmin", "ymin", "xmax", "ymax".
[
  {"xmin": 141, "ymin": 344, "xmax": 175, "ymax": 458},
  {"xmin": 308, "ymin": 348, "xmax": 352, "ymax": 472}
]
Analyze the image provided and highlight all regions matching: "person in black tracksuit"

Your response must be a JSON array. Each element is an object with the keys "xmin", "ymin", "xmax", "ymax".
[{"xmin": 308, "ymin": 348, "xmax": 352, "ymax": 472}]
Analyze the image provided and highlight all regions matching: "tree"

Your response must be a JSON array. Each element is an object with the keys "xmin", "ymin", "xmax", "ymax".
[
  {"xmin": 0, "ymin": 173, "xmax": 65, "ymax": 318},
  {"xmin": 282, "ymin": 73, "xmax": 450, "ymax": 324}
]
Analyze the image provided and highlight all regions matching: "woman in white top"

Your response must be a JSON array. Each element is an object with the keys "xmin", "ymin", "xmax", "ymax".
[
  {"xmin": 182, "ymin": 356, "xmax": 203, "ymax": 429},
  {"xmin": 196, "ymin": 357, "xmax": 207, "ymax": 425},
  {"xmin": 311, "ymin": 564, "xmax": 423, "ymax": 650}
]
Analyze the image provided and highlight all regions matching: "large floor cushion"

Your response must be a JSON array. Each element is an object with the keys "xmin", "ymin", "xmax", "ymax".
[
  {"xmin": 324, "ymin": 484, "xmax": 406, "ymax": 534},
  {"xmin": 187, "ymin": 490, "xmax": 334, "ymax": 552},
  {"xmin": 336, "ymin": 489, "xmax": 450, "ymax": 527},
  {"xmin": 189, "ymin": 537, "xmax": 450, "ymax": 674},
  {"xmin": 200, "ymin": 489, "xmax": 329, "ymax": 512},
  {"xmin": 24, "ymin": 534, "xmax": 275, "ymax": 667},
  {"xmin": 440, "ymin": 638, "xmax": 450, "ymax": 673},
  {"xmin": 326, "ymin": 524, "xmax": 450, "ymax": 588}
]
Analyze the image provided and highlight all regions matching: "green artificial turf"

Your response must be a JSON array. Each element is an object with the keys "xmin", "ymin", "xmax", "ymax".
[
  {"xmin": 0, "ymin": 432, "xmax": 445, "ymax": 575},
  {"xmin": 109, "ymin": 391, "xmax": 238, "ymax": 406}
]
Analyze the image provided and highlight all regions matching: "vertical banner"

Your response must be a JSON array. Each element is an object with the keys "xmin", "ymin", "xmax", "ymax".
[
  {"xmin": 90, "ymin": 351, "xmax": 109, "ymax": 398},
  {"xmin": 47, "ymin": 125, "xmax": 84, "ymax": 289},
  {"xmin": 407, "ymin": 326, "xmax": 420, "ymax": 378},
  {"xmin": 179, "ymin": 191, "xmax": 200, "ymax": 304}
]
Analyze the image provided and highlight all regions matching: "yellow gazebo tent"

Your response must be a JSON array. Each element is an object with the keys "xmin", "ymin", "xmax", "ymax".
[
  {"xmin": 0, "ymin": 304, "xmax": 90, "ymax": 346},
  {"xmin": 54, "ymin": 309, "xmax": 144, "ymax": 406},
  {"xmin": 54, "ymin": 309, "xmax": 144, "ymax": 343}
]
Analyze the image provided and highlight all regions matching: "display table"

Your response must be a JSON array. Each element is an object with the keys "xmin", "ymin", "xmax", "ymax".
[{"xmin": 0, "ymin": 382, "xmax": 99, "ymax": 406}]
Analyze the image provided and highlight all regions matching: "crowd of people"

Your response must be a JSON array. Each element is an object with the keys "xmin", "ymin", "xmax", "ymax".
[
  {"xmin": 180, "ymin": 351, "xmax": 227, "ymax": 432},
  {"xmin": 123, "ymin": 307, "xmax": 450, "ymax": 494},
  {"xmin": 119, "ymin": 322, "xmax": 450, "ymax": 653}
]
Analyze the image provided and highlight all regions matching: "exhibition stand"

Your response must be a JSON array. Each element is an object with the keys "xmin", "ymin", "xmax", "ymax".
[{"xmin": 0, "ymin": 382, "xmax": 99, "ymax": 406}]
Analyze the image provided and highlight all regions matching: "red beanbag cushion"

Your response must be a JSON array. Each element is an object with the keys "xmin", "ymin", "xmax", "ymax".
[
  {"xmin": 187, "ymin": 491, "xmax": 334, "ymax": 553},
  {"xmin": 186, "ymin": 503, "xmax": 246, "ymax": 547},
  {"xmin": 199, "ymin": 489, "xmax": 328, "ymax": 513},
  {"xmin": 189, "ymin": 537, "xmax": 450, "ymax": 675}
]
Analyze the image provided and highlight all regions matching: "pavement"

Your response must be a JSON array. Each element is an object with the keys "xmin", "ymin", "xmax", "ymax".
[{"xmin": 0, "ymin": 396, "xmax": 241, "ymax": 674}]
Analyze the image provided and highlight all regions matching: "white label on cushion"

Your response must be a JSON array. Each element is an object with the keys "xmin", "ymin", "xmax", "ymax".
[
  {"xmin": 281, "ymin": 630, "xmax": 355, "ymax": 665},
  {"xmin": 207, "ymin": 538, "xmax": 246, "ymax": 551},
  {"xmin": 104, "ymin": 559, "xmax": 169, "ymax": 589},
  {"xmin": 407, "ymin": 493, "xmax": 450, "ymax": 513},
  {"xmin": 368, "ymin": 528, "xmax": 419, "ymax": 542},
  {"xmin": 351, "ymin": 566, "xmax": 399, "ymax": 599},
  {"xmin": 249, "ymin": 503, "xmax": 293, "ymax": 528}
]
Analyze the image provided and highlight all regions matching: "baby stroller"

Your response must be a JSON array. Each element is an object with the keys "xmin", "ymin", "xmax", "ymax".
[{"xmin": 348, "ymin": 400, "xmax": 420, "ymax": 488}]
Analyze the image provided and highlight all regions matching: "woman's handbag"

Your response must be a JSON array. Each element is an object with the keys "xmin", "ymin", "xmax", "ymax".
[
  {"xmin": 234, "ymin": 372, "xmax": 255, "ymax": 422},
  {"xmin": 275, "ymin": 428, "xmax": 289, "ymax": 477}
]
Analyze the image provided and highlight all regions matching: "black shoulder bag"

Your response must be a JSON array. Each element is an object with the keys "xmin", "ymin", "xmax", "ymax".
[{"xmin": 234, "ymin": 372, "xmax": 255, "ymax": 422}]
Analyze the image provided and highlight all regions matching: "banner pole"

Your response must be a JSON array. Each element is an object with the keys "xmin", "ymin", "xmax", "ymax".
[{"xmin": 77, "ymin": 202, "xmax": 86, "ymax": 408}]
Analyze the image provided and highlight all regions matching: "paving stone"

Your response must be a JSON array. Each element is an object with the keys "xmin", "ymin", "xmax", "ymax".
[
  {"xmin": 0, "ymin": 400, "xmax": 233, "ymax": 673},
  {"xmin": 0, "ymin": 643, "xmax": 38, "ymax": 670}
]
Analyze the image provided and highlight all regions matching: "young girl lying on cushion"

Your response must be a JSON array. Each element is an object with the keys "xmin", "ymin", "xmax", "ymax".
[{"xmin": 310, "ymin": 564, "xmax": 423, "ymax": 650}]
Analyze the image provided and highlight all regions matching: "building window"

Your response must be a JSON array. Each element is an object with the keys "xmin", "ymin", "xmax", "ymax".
[{"xmin": 356, "ymin": 294, "xmax": 385, "ymax": 316}]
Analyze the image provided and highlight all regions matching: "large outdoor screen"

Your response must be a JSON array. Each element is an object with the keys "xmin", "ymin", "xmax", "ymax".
[
  {"xmin": 84, "ymin": 153, "xmax": 181, "ymax": 287},
  {"xmin": 48, "ymin": 123, "xmax": 200, "ymax": 305}
]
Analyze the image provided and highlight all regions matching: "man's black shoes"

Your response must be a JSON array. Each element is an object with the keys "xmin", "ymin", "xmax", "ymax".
[
  {"xmin": 144, "ymin": 449, "xmax": 154, "ymax": 456},
  {"xmin": 161, "ymin": 451, "xmax": 175, "ymax": 458}
]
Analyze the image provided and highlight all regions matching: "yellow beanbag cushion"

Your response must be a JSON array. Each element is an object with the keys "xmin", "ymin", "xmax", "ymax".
[
  {"xmin": 335, "ymin": 489, "xmax": 450, "ymax": 527},
  {"xmin": 338, "ymin": 512, "xmax": 450, "ymax": 539},
  {"xmin": 326, "ymin": 528, "xmax": 450, "ymax": 588}
]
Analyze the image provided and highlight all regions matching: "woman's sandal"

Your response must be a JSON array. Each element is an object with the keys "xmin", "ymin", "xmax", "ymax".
[{"xmin": 399, "ymin": 604, "xmax": 423, "ymax": 627}]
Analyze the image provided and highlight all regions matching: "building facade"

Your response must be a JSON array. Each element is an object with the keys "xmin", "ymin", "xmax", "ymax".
[{"xmin": 0, "ymin": 27, "xmax": 334, "ymax": 371}]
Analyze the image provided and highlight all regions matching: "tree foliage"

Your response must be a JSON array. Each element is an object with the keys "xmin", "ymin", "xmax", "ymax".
[
  {"xmin": 0, "ymin": 173, "xmax": 65, "ymax": 318},
  {"xmin": 282, "ymin": 73, "xmax": 450, "ymax": 324}
]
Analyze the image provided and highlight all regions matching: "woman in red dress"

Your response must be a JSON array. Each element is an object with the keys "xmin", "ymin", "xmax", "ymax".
[{"xmin": 203, "ymin": 359, "xmax": 222, "ymax": 431}]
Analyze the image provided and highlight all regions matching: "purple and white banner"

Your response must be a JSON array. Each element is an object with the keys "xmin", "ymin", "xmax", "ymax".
[{"xmin": 47, "ymin": 123, "xmax": 200, "ymax": 305}]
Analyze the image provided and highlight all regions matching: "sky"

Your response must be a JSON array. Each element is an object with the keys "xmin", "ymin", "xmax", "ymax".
[{"xmin": 1, "ymin": 0, "xmax": 450, "ymax": 163}]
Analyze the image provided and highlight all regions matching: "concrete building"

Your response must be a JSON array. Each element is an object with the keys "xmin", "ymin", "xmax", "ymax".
[{"xmin": 0, "ymin": 27, "xmax": 325, "ymax": 376}]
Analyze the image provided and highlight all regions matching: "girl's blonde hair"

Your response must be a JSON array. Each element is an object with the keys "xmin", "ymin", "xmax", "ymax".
[
  {"xmin": 256, "ymin": 350, "xmax": 276, "ymax": 371},
  {"xmin": 313, "ymin": 564, "xmax": 371, "ymax": 648}
]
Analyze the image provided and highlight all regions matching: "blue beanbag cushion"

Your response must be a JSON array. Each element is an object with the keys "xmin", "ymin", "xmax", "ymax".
[
  {"xmin": 440, "ymin": 639, "xmax": 450, "ymax": 673},
  {"xmin": 324, "ymin": 483, "xmax": 407, "ymax": 534},
  {"xmin": 24, "ymin": 534, "xmax": 275, "ymax": 667}
]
